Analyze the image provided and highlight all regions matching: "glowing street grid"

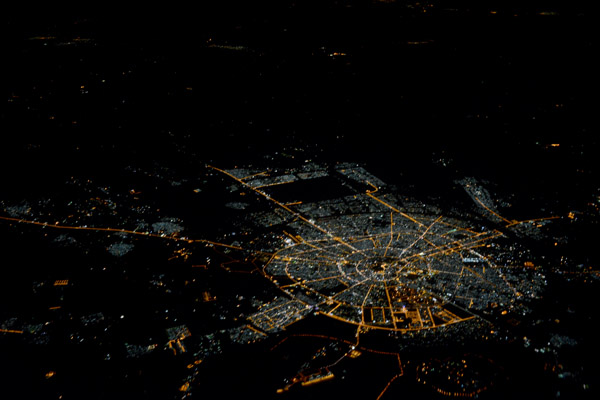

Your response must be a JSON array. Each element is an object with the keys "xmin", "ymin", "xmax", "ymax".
[{"xmin": 212, "ymin": 163, "xmax": 548, "ymax": 335}]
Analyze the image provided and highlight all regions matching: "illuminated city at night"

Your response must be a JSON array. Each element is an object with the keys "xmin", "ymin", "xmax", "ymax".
[{"xmin": 1, "ymin": 2, "xmax": 598, "ymax": 399}]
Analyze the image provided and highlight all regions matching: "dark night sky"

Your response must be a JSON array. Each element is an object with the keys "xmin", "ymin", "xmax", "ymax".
[{"xmin": 3, "ymin": 1, "xmax": 596, "ymax": 189}]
